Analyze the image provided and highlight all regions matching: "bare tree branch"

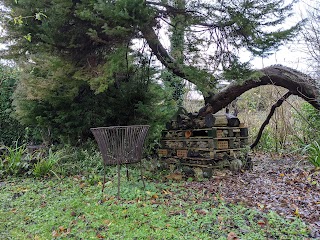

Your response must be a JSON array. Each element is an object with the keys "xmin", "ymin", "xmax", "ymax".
[
  {"xmin": 140, "ymin": 23, "xmax": 320, "ymax": 115},
  {"xmin": 250, "ymin": 91, "xmax": 292, "ymax": 149}
]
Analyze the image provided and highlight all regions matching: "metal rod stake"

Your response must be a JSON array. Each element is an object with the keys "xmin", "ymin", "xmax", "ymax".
[{"xmin": 117, "ymin": 163, "xmax": 121, "ymax": 200}]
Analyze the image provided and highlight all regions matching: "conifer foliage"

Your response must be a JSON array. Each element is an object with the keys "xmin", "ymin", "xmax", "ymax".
[{"xmin": 0, "ymin": 0, "xmax": 307, "ymax": 144}]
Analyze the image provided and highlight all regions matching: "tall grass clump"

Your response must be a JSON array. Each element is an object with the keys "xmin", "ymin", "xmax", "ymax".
[
  {"xmin": 294, "ymin": 103, "xmax": 320, "ymax": 143},
  {"xmin": 53, "ymin": 142, "xmax": 103, "ymax": 176},
  {"xmin": 0, "ymin": 142, "xmax": 29, "ymax": 177},
  {"xmin": 303, "ymin": 141, "xmax": 320, "ymax": 168},
  {"xmin": 33, "ymin": 148, "xmax": 66, "ymax": 178}
]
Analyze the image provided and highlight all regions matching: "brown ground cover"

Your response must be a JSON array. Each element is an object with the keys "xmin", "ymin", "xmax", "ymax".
[{"xmin": 184, "ymin": 153, "xmax": 320, "ymax": 238}]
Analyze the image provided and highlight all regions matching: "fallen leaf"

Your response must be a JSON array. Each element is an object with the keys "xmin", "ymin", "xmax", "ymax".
[
  {"xmin": 52, "ymin": 230, "xmax": 59, "ymax": 238},
  {"xmin": 169, "ymin": 210, "xmax": 185, "ymax": 216},
  {"xmin": 294, "ymin": 208, "xmax": 300, "ymax": 218},
  {"xmin": 10, "ymin": 208, "xmax": 17, "ymax": 213},
  {"xmin": 103, "ymin": 220, "xmax": 112, "ymax": 226},
  {"xmin": 227, "ymin": 231, "xmax": 239, "ymax": 240},
  {"xmin": 96, "ymin": 233, "xmax": 105, "ymax": 239},
  {"xmin": 257, "ymin": 219, "xmax": 266, "ymax": 227},
  {"xmin": 165, "ymin": 173, "xmax": 183, "ymax": 181},
  {"xmin": 70, "ymin": 220, "xmax": 77, "ymax": 226},
  {"xmin": 65, "ymin": 228, "xmax": 71, "ymax": 235},
  {"xmin": 151, "ymin": 194, "xmax": 158, "ymax": 199},
  {"xmin": 195, "ymin": 209, "xmax": 208, "ymax": 215}
]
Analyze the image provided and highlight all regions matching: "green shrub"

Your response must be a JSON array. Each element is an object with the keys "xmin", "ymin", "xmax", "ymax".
[
  {"xmin": 303, "ymin": 141, "xmax": 320, "ymax": 168},
  {"xmin": 33, "ymin": 149, "xmax": 66, "ymax": 178},
  {"xmin": 0, "ymin": 143, "xmax": 30, "ymax": 177},
  {"xmin": 13, "ymin": 55, "xmax": 175, "ymax": 146},
  {"xmin": 293, "ymin": 103, "xmax": 320, "ymax": 161},
  {"xmin": 295, "ymin": 103, "xmax": 320, "ymax": 143},
  {"xmin": 0, "ymin": 65, "xmax": 25, "ymax": 145},
  {"xmin": 53, "ymin": 144, "xmax": 103, "ymax": 176},
  {"xmin": 253, "ymin": 126, "xmax": 277, "ymax": 152},
  {"xmin": 33, "ymin": 159, "xmax": 56, "ymax": 178}
]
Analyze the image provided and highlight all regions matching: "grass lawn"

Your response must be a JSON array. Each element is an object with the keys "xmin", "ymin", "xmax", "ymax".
[{"xmin": 0, "ymin": 171, "xmax": 312, "ymax": 240}]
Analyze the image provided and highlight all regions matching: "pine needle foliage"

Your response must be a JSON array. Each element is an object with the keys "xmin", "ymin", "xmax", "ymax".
[
  {"xmin": 12, "ymin": 54, "xmax": 176, "ymax": 145},
  {"xmin": 1, "ymin": 0, "xmax": 301, "ymax": 84}
]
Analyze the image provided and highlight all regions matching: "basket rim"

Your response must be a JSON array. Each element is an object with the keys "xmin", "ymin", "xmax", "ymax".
[{"xmin": 90, "ymin": 125, "xmax": 150, "ymax": 131}]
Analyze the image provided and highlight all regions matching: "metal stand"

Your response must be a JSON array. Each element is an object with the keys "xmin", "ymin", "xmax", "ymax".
[
  {"xmin": 140, "ymin": 161, "xmax": 146, "ymax": 190},
  {"xmin": 91, "ymin": 125, "xmax": 149, "ymax": 199},
  {"xmin": 117, "ymin": 163, "xmax": 121, "ymax": 199}
]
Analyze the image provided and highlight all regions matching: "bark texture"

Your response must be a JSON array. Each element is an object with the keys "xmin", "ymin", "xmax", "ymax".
[{"xmin": 204, "ymin": 65, "xmax": 320, "ymax": 114}]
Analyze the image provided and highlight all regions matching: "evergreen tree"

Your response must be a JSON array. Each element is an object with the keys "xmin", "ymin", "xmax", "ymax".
[
  {"xmin": 0, "ymin": 0, "xmax": 300, "ymax": 92},
  {"xmin": 2, "ymin": 0, "xmax": 319, "ymax": 146},
  {"xmin": 12, "ymin": 52, "xmax": 175, "ymax": 144},
  {"xmin": 0, "ymin": 65, "xmax": 25, "ymax": 145}
]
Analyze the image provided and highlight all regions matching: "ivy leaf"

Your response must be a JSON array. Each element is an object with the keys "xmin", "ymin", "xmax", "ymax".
[
  {"xmin": 13, "ymin": 16, "xmax": 23, "ymax": 25},
  {"xmin": 24, "ymin": 33, "xmax": 32, "ymax": 42},
  {"xmin": 35, "ymin": 12, "xmax": 47, "ymax": 21}
]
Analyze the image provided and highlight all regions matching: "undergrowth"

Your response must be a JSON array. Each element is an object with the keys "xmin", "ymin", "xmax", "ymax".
[
  {"xmin": 0, "ymin": 176, "xmax": 311, "ymax": 239},
  {"xmin": 303, "ymin": 141, "xmax": 320, "ymax": 168}
]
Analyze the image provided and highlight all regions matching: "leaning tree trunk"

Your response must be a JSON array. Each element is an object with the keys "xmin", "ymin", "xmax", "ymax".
[
  {"xmin": 140, "ymin": 21, "xmax": 320, "ymax": 149},
  {"xmin": 140, "ymin": 23, "xmax": 320, "ymax": 113},
  {"xmin": 203, "ymin": 65, "xmax": 320, "ymax": 114}
]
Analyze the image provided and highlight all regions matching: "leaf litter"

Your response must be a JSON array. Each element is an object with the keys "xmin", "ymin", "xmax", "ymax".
[{"xmin": 184, "ymin": 153, "xmax": 320, "ymax": 238}]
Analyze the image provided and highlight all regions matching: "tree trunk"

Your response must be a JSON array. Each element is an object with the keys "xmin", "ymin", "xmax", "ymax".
[{"xmin": 203, "ymin": 66, "xmax": 320, "ymax": 114}]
